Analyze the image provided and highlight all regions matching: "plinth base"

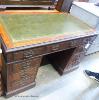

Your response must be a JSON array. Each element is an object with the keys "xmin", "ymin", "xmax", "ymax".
[{"xmin": 5, "ymin": 82, "xmax": 36, "ymax": 98}]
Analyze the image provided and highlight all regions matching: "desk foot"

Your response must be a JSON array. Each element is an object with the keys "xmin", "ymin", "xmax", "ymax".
[
  {"xmin": 63, "ymin": 66, "xmax": 79, "ymax": 75},
  {"xmin": 4, "ymin": 82, "xmax": 36, "ymax": 98}
]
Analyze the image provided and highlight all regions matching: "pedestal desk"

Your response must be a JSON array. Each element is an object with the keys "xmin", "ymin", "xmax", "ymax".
[{"xmin": 0, "ymin": 10, "xmax": 97, "ymax": 97}]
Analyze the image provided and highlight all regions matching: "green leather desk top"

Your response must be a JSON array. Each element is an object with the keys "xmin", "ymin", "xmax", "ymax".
[{"xmin": 0, "ymin": 11, "xmax": 94, "ymax": 50}]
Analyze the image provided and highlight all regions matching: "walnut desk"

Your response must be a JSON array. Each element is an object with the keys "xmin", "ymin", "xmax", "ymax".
[{"xmin": 0, "ymin": 10, "xmax": 97, "ymax": 97}]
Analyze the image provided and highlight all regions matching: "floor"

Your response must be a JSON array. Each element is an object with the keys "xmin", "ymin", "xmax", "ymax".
[{"xmin": 1, "ymin": 52, "xmax": 99, "ymax": 100}]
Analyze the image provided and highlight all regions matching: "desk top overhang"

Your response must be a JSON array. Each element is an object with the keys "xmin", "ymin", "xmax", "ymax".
[{"xmin": 0, "ymin": 10, "xmax": 96, "ymax": 52}]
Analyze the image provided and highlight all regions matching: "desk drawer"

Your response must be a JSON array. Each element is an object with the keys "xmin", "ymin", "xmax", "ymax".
[
  {"xmin": 7, "ymin": 57, "xmax": 41, "ymax": 74},
  {"xmin": 46, "ymin": 41, "xmax": 76, "ymax": 53},
  {"xmin": 46, "ymin": 38, "xmax": 84, "ymax": 53},
  {"xmin": 5, "ymin": 46, "xmax": 45, "ymax": 62}
]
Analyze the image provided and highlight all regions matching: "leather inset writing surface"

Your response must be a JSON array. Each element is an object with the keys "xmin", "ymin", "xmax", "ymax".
[{"xmin": 0, "ymin": 11, "xmax": 94, "ymax": 49}]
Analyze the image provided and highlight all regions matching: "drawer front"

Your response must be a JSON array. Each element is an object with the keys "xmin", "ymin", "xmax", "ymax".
[
  {"xmin": 7, "ymin": 57, "xmax": 40, "ymax": 74},
  {"xmin": 46, "ymin": 40, "xmax": 79, "ymax": 54},
  {"xmin": 46, "ymin": 42, "xmax": 66, "ymax": 53},
  {"xmin": 7, "ymin": 57, "xmax": 42, "ymax": 92},
  {"xmin": 14, "ymin": 47, "xmax": 45, "ymax": 61},
  {"xmin": 5, "ymin": 46, "xmax": 45, "ymax": 62}
]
